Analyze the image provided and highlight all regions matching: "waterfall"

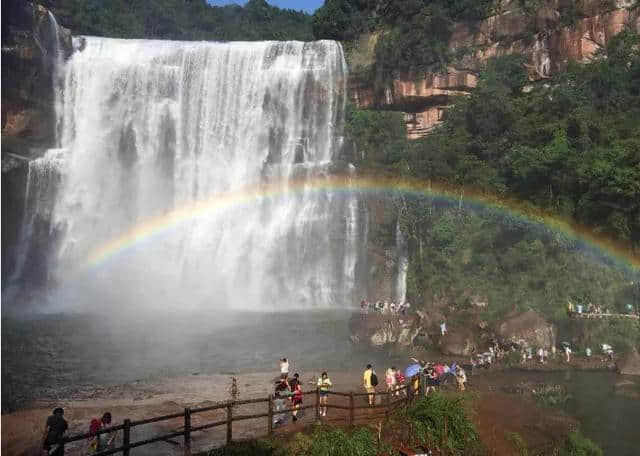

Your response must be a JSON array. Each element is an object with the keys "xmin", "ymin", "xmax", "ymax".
[
  {"xmin": 395, "ymin": 218, "xmax": 409, "ymax": 305},
  {"xmin": 10, "ymin": 149, "xmax": 66, "ymax": 285},
  {"xmin": 32, "ymin": 36, "xmax": 363, "ymax": 311},
  {"xmin": 46, "ymin": 11, "xmax": 64, "ymax": 144}
]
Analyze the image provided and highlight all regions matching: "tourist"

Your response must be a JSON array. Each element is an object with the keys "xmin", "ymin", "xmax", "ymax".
[
  {"xmin": 521, "ymin": 349, "xmax": 527, "ymax": 364},
  {"xmin": 564, "ymin": 345, "xmax": 572, "ymax": 363},
  {"xmin": 602, "ymin": 344, "xmax": 614, "ymax": 361},
  {"xmin": 456, "ymin": 367, "xmax": 467, "ymax": 392},
  {"xmin": 280, "ymin": 357, "xmax": 289, "ymax": 379},
  {"xmin": 586, "ymin": 347, "xmax": 592, "ymax": 359},
  {"xmin": 566, "ymin": 301, "xmax": 574, "ymax": 318},
  {"xmin": 390, "ymin": 302, "xmax": 396, "ymax": 315},
  {"xmin": 394, "ymin": 369, "xmax": 406, "ymax": 396},
  {"xmin": 538, "ymin": 347, "xmax": 545, "ymax": 363},
  {"xmin": 317, "ymin": 372, "xmax": 332, "ymax": 417},
  {"xmin": 363, "ymin": 364, "xmax": 377, "ymax": 405},
  {"xmin": 289, "ymin": 373, "xmax": 303, "ymax": 422},
  {"xmin": 42, "ymin": 407, "xmax": 68, "ymax": 456},
  {"xmin": 385, "ymin": 367, "xmax": 397, "ymax": 394},
  {"xmin": 89, "ymin": 412, "xmax": 115, "ymax": 453},
  {"xmin": 229, "ymin": 377, "xmax": 239, "ymax": 402},
  {"xmin": 403, "ymin": 301, "xmax": 411, "ymax": 315},
  {"xmin": 273, "ymin": 378, "xmax": 289, "ymax": 426},
  {"xmin": 425, "ymin": 368, "xmax": 438, "ymax": 395},
  {"xmin": 360, "ymin": 299, "xmax": 369, "ymax": 315},
  {"xmin": 440, "ymin": 321, "xmax": 447, "ymax": 337}
]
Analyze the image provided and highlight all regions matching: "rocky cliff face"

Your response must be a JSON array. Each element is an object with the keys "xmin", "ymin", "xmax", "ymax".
[
  {"xmin": 349, "ymin": 0, "xmax": 640, "ymax": 138},
  {"xmin": 2, "ymin": 1, "xmax": 71, "ymax": 285}
]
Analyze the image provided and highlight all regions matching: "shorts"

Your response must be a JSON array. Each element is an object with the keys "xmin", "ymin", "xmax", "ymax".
[
  {"xmin": 365, "ymin": 387, "xmax": 376, "ymax": 394},
  {"xmin": 292, "ymin": 397, "xmax": 302, "ymax": 405},
  {"xmin": 319, "ymin": 391, "xmax": 329, "ymax": 397}
]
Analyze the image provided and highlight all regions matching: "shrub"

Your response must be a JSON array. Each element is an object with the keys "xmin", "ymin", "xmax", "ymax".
[{"xmin": 398, "ymin": 392, "xmax": 482, "ymax": 455}]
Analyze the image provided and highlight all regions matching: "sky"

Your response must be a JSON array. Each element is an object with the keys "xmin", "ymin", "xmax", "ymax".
[{"xmin": 207, "ymin": 1, "xmax": 324, "ymax": 13}]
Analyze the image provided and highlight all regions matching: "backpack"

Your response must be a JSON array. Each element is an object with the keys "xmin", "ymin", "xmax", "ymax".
[{"xmin": 371, "ymin": 372, "xmax": 379, "ymax": 387}]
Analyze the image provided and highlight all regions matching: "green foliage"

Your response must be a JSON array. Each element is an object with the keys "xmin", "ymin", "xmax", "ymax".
[
  {"xmin": 344, "ymin": 103, "xmax": 408, "ymax": 165},
  {"xmin": 506, "ymin": 431, "xmax": 529, "ymax": 456},
  {"xmin": 290, "ymin": 426, "xmax": 378, "ymax": 456},
  {"xmin": 312, "ymin": 1, "xmax": 495, "ymax": 77},
  {"xmin": 398, "ymin": 393, "xmax": 482, "ymax": 455},
  {"xmin": 52, "ymin": 0, "xmax": 313, "ymax": 41},
  {"xmin": 557, "ymin": 431, "xmax": 603, "ymax": 456},
  {"xmin": 572, "ymin": 318, "xmax": 640, "ymax": 351},
  {"xmin": 391, "ymin": 30, "xmax": 640, "ymax": 246},
  {"xmin": 209, "ymin": 437, "xmax": 289, "ymax": 456}
]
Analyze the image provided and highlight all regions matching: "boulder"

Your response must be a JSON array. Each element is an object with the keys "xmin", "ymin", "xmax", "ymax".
[
  {"xmin": 440, "ymin": 327, "xmax": 477, "ymax": 356},
  {"xmin": 496, "ymin": 309, "xmax": 556, "ymax": 348},
  {"xmin": 350, "ymin": 312, "xmax": 422, "ymax": 348},
  {"xmin": 618, "ymin": 348, "xmax": 640, "ymax": 376}
]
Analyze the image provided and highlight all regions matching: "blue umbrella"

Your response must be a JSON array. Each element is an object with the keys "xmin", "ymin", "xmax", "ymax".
[{"xmin": 405, "ymin": 363, "xmax": 422, "ymax": 378}]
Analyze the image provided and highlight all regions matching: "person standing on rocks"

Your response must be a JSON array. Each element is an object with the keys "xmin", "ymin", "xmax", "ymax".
[
  {"xmin": 363, "ymin": 364, "xmax": 377, "ymax": 405},
  {"xmin": 440, "ymin": 321, "xmax": 447, "ymax": 336},
  {"xmin": 229, "ymin": 377, "xmax": 239, "ymax": 402},
  {"xmin": 88, "ymin": 412, "xmax": 115, "ymax": 454},
  {"xmin": 279, "ymin": 357, "xmax": 289, "ymax": 379},
  {"xmin": 316, "ymin": 371, "xmax": 332, "ymax": 417},
  {"xmin": 42, "ymin": 407, "xmax": 68, "ymax": 456},
  {"xmin": 385, "ymin": 366, "xmax": 397, "ymax": 394},
  {"xmin": 289, "ymin": 373, "xmax": 303, "ymax": 422},
  {"xmin": 273, "ymin": 378, "xmax": 289, "ymax": 426}
]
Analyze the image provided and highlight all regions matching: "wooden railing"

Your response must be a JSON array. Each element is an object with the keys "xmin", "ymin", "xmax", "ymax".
[
  {"xmin": 572, "ymin": 312, "xmax": 638, "ymax": 320},
  {"xmin": 59, "ymin": 384, "xmax": 412, "ymax": 455}
]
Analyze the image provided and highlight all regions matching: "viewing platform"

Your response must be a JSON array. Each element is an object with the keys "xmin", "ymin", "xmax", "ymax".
[{"xmin": 572, "ymin": 313, "xmax": 639, "ymax": 320}]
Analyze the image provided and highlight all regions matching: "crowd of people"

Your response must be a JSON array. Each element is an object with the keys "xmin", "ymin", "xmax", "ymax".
[
  {"xmin": 360, "ymin": 299, "xmax": 412, "ymax": 316},
  {"xmin": 271, "ymin": 357, "xmax": 333, "ymax": 426},
  {"xmin": 364, "ymin": 361, "xmax": 468, "ymax": 405}
]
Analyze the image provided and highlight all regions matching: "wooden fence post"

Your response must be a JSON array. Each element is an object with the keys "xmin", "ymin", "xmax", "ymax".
[
  {"xmin": 385, "ymin": 391, "xmax": 391, "ymax": 421},
  {"xmin": 349, "ymin": 392, "xmax": 354, "ymax": 427},
  {"xmin": 122, "ymin": 419, "xmax": 130, "ymax": 456},
  {"xmin": 315, "ymin": 388, "xmax": 320, "ymax": 420},
  {"xmin": 183, "ymin": 408, "xmax": 191, "ymax": 456},
  {"xmin": 226, "ymin": 401, "xmax": 233, "ymax": 445},
  {"xmin": 267, "ymin": 395, "xmax": 273, "ymax": 436},
  {"xmin": 442, "ymin": 415, "xmax": 448, "ymax": 456}
]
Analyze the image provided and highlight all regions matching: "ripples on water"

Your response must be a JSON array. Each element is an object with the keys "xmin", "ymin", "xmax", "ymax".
[{"xmin": 1, "ymin": 310, "xmax": 395, "ymax": 412}]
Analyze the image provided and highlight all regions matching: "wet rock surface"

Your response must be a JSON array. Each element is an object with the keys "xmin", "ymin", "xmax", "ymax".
[
  {"xmin": 496, "ymin": 308, "xmax": 557, "ymax": 348},
  {"xmin": 349, "ymin": 0, "xmax": 640, "ymax": 138}
]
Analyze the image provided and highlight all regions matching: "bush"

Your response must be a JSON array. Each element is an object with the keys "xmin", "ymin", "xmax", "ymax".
[
  {"xmin": 209, "ymin": 437, "xmax": 288, "ymax": 456},
  {"xmin": 557, "ymin": 431, "xmax": 603, "ymax": 456},
  {"xmin": 290, "ymin": 426, "xmax": 378, "ymax": 456},
  {"xmin": 398, "ymin": 393, "xmax": 482, "ymax": 455}
]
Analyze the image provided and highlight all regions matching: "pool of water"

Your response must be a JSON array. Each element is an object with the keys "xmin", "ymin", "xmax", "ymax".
[
  {"xmin": 1, "ymin": 310, "xmax": 398, "ymax": 411},
  {"xmin": 3, "ymin": 312, "xmax": 639, "ymax": 454}
]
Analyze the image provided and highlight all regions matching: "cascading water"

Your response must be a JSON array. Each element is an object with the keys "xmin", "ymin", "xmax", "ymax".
[
  {"xmin": 395, "ymin": 219, "xmax": 409, "ymax": 305},
  {"xmin": 28, "ymin": 36, "xmax": 365, "ymax": 311}
]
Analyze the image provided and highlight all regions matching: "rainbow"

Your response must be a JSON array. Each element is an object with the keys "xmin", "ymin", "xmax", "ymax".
[{"xmin": 83, "ymin": 175, "xmax": 640, "ymax": 272}]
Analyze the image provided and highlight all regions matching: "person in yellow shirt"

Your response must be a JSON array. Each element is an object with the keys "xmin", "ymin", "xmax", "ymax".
[
  {"xmin": 316, "ymin": 372, "xmax": 332, "ymax": 417},
  {"xmin": 363, "ymin": 364, "xmax": 376, "ymax": 405}
]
